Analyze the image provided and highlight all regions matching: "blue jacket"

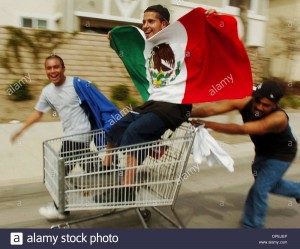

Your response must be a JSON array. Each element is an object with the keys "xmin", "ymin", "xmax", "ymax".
[{"xmin": 73, "ymin": 77, "xmax": 120, "ymax": 134}]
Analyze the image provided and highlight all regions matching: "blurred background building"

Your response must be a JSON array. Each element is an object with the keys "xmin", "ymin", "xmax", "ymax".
[
  {"xmin": 0, "ymin": 0, "xmax": 268, "ymax": 41},
  {"xmin": 264, "ymin": 0, "xmax": 300, "ymax": 82},
  {"xmin": 0, "ymin": 0, "xmax": 299, "ymax": 114},
  {"xmin": 1, "ymin": 0, "xmax": 299, "ymax": 80}
]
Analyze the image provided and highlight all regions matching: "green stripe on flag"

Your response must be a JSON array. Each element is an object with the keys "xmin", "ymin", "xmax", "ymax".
[{"xmin": 110, "ymin": 26, "xmax": 149, "ymax": 101}]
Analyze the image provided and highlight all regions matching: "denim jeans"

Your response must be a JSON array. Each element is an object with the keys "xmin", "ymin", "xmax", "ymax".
[
  {"xmin": 107, "ymin": 112, "xmax": 166, "ymax": 147},
  {"xmin": 107, "ymin": 112, "xmax": 167, "ymax": 165},
  {"xmin": 242, "ymin": 156, "xmax": 300, "ymax": 228}
]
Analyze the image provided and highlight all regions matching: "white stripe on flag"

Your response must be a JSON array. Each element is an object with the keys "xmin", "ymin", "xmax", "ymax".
[{"xmin": 146, "ymin": 21, "xmax": 188, "ymax": 103}]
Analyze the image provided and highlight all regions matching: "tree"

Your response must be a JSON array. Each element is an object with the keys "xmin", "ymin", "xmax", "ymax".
[
  {"xmin": 270, "ymin": 17, "xmax": 300, "ymax": 81},
  {"xmin": 229, "ymin": 0, "xmax": 250, "ymax": 44},
  {"xmin": 238, "ymin": 0, "xmax": 250, "ymax": 44}
]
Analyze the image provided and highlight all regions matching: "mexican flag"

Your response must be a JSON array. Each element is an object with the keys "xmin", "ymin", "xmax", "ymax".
[{"xmin": 110, "ymin": 7, "xmax": 253, "ymax": 104}]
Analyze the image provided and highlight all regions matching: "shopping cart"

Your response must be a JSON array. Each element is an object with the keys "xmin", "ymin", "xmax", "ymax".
[{"xmin": 43, "ymin": 122, "xmax": 196, "ymax": 228}]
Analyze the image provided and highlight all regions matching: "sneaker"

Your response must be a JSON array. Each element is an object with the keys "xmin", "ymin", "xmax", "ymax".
[
  {"xmin": 38, "ymin": 203, "xmax": 69, "ymax": 220},
  {"xmin": 296, "ymin": 198, "xmax": 300, "ymax": 204}
]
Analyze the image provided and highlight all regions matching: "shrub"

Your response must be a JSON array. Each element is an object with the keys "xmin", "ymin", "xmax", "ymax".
[
  {"xmin": 126, "ymin": 95, "xmax": 140, "ymax": 107},
  {"xmin": 6, "ymin": 79, "xmax": 32, "ymax": 101},
  {"xmin": 111, "ymin": 84, "xmax": 129, "ymax": 101},
  {"xmin": 110, "ymin": 84, "xmax": 141, "ymax": 109},
  {"xmin": 279, "ymin": 95, "xmax": 300, "ymax": 109}
]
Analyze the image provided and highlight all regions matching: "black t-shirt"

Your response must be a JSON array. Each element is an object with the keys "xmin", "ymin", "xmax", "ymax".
[
  {"xmin": 133, "ymin": 100, "xmax": 192, "ymax": 131},
  {"xmin": 240, "ymin": 100, "xmax": 297, "ymax": 162}
]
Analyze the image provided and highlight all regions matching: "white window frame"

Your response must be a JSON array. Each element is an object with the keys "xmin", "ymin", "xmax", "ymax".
[
  {"xmin": 21, "ymin": 17, "xmax": 48, "ymax": 29},
  {"xmin": 18, "ymin": 12, "xmax": 62, "ymax": 30}
]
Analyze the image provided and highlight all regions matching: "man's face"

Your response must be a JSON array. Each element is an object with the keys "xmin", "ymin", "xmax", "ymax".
[
  {"xmin": 252, "ymin": 97, "xmax": 277, "ymax": 118},
  {"xmin": 142, "ymin": 12, "xmax": 168, "ymax": 39},
  {"xmin": 44, "ymin": 58, "xmax": 66, "ymax": 86}
]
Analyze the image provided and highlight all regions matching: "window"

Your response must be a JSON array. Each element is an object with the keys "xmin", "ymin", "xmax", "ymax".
[
  {"xmin": 37, "ymin": 20, "xmax": 47, "ymax": 29},
  {"xmin": 21, "ymin": 17, "xmax": 47, "ymax": 29},
  {"xmin": 22, "ymin": 18, "xmax": 32, "ymax": 27}
]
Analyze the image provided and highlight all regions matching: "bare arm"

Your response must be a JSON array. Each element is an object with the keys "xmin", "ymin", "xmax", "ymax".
[
  {"xmin": 191, "ymin": 97, "xmax": 251, "ymax": 117},
  {"xmin": 196, "ymin": 110, "xmax": 288, "ymax": 135},
  {"xmin": 11, "ymin": 110, "xmax": 44, "ymax": 143}
]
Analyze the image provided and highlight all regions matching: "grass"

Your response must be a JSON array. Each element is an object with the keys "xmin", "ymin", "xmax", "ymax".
[{"xmin": 279, "ymin": 95, "xmax": 300, "ymax": 109}]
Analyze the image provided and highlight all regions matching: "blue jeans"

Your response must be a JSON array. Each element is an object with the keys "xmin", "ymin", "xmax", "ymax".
[
  {"xmin": 107, "ymin": 112, "xmax": 167, "ymax": 164},
  {"xmin": 107, "ymin": 112, "xmax": 167, "ymax": 147},
  {"xmin": 242, "ymin": 156, "xmax": 300, "ymax": 228}
]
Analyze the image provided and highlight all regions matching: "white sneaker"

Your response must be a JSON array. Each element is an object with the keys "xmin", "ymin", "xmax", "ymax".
[{"xmin": 38, "ymin": 203, "xmax": 69, "ymax": 220}]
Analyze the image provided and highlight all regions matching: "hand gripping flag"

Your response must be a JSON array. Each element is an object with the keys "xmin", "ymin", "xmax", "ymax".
[{"xmin": 109, "ymin": 7, "xmax": 253, "ymax": 104}]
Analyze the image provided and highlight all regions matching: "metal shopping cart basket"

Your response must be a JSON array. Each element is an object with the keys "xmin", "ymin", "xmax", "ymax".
[{"xmin": 43, "ymin": 122, "xmax": 196, "ymax": 228}]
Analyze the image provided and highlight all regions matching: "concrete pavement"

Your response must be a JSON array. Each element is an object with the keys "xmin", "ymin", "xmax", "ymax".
[
  {"xmin": 0, "ymin": 111, "xmax": 299, "ymax": 228},
  {"xmin": 0, "ymin": 122, "xmax": 62, "ymax": 186}
]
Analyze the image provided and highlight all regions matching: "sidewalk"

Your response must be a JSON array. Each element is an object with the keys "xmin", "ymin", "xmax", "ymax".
[
  {"xmin": 1, "ymin": 111, "xmax": 299, "ymax": 187},
  {"xmin": 0, "ymin": 122, "xmax": 62, "ymax": 186},
  {"xmin": 0, "ymin": 119, "xmax": 248, "ymax": 187},
  {"xmin": 0, "ymin": 112, "xmax": 299, "ymax": 228}
]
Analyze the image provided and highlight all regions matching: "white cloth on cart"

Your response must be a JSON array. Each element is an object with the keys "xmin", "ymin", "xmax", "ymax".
[{"xmin": 193, "ymin": 126, "xmax": 234, "ymax": 172}]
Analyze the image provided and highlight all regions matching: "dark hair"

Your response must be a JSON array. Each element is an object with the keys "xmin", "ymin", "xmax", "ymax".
[
  {"xmin": 144, "ymin": 4, "xmax": 170, "ymax": 23},
  {"xmin": 45, "ymin": 54, "xmax": 65, "ymax": 68}
]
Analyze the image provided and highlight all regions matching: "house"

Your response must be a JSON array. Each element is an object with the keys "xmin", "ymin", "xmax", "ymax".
[
  {"xmin": 0, "ymin": 0, "xmax": 267, "ymax": 43},
  {"xmin": 265, "ymin": 0, "xmax": 300, "ymax": 81},
  {"xmin": 0, "ymin": 0, "xmax": 298, "ymax": 83}
]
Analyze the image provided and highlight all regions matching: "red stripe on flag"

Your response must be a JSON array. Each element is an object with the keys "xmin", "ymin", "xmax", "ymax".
[{"xmin": 179, "ymin": 8, "xmax": 253, "ymax": 104}]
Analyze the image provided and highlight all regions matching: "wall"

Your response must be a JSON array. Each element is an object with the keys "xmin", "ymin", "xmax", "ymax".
[
  {"xmin": 0, "ymin": 0, "xmax": 61, "ymax": 30},
  {"xmin": 0, "ymin": 27, "xmax": 138, "ymax": 100},
  {"xmin": 265, "ymin": 0, "xmax": 300, "ymax": 81}
]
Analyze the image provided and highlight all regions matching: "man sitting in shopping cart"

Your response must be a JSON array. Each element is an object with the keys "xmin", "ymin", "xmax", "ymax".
[
  {"xmin": 11, "ymin": 54, "xmax": 120, "ymax": 220},
  {"xmin": 100, "ymin": 5, "xmax": 218, "ymax": 202}
]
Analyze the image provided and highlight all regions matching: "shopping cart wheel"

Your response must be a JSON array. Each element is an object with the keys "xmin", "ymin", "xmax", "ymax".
[{"xmin": 139, "ymin": 208, "xmax": 151, "ymax": 222}]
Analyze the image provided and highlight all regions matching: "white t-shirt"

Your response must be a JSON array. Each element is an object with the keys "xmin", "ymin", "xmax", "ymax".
[{"xmin": 35, "ymin": 77, "xmax": 91, "ymax": 139}]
